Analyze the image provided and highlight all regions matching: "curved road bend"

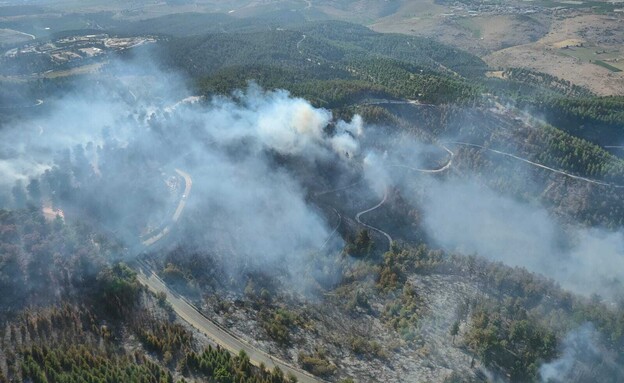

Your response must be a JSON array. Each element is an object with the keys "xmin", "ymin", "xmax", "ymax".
[
  {"xmin": 448, "ymin": 141, "xmax": 624, "ymax": 189},
  {"xmin": 136, "ymin": 169, "xmax": 326, "ymax": 383},
  {"xmin": 297, "ymin": 34, "xmax": 306, "ymax": 52},
  {"xmin": 355, "ymin": 190, "xmax": 393, "ymax": 251},
  {"xmin": 354, "ymin": 144, "xmax": 454, "ymax": 251},
  {"xmin": 142, "ymin": 169, "xmax": 192, "ymax": 247},
  {"xmin": 0, "ymin": 99, "xmax": 44, "ymax": 109},
  {"xmin": 390, "ymin": 145, "xmax": 454, "ymax": 174},
  {"xmin": 172, "ymin": 169, "xmax": 192, "ymax": 222}
]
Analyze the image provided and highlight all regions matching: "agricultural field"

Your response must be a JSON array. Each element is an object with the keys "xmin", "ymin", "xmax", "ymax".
[
  {"xmin": 556, "ymin": 43, "xmax": 624, "ymax": 71},
  {"xmin": 485, "ymin": 13, "xmax": 624, "ymax": 95}
]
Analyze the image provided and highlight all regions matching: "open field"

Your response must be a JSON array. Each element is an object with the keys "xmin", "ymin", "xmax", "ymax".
[
  {"xmin": 593, "ymin": 59, "xmax": 623, "ymax": 72},
  {"xmin": 364, "ymin": 0, "xmax": 624, "ymax": 95},
  {"xmin": 1, "ymin": 0, "xmax": 623, "ymax": 94},
  {"xmin": 485, "ymin": 13, "xmax": 624, "ymax": 95},
  {"xmin": 555, "ymin": 44, "xmax": 624, "ymax": 71},
  {"xmin": 0, "ymin": 28, "xmax": 33, "ymax": 46},
  {"xmin": 486, "ymin": 43, "xmax": 624, "ymax": 95},
  {"xmin": 42, "ymin": 61, "xmax": 106, "ymax": 78},
  {"xmin": 0, "ymin": 61, "xmax": 105, "ymax": 82}
]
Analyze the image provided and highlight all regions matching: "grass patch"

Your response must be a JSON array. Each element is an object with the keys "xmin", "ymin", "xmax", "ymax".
[
  {"xmin": 593, "ymin": 60, "xmax": 623, "ymax": 72},
  {"xmin": 456, "ymin": 18, "xmax": 482, "ymax": 39}
]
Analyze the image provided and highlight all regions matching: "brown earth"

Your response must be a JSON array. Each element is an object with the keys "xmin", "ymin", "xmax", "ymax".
[{"xmin": 484, "ymin": 14, "xmax": 624, "ymax": 95}]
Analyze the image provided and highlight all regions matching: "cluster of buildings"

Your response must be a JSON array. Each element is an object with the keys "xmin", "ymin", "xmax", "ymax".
[
  {"xmin": 4, "ymin": 34, "xmax": 156, "ymax": 64},
  {"xmin": 441, "ymin": 1, "xmax": 544, "ymax": 18}
]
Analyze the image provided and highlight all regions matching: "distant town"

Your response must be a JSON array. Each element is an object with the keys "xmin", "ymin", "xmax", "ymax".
[{"xmin": 4, "ymin": 34, "xmax": 155, "ymax": 65}]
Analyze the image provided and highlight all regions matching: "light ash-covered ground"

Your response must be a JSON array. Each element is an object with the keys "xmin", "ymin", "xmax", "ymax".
[{"xmin": 196, "ymin": 273, "xmax": 484, "ymax": 382}]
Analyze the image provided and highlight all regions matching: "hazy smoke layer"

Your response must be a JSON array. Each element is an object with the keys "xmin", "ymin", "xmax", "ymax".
[
  {"xmin": 358, "ymin": 139, "xmax": 624, "ymax": 300},
  {"xmin": 418, "ymin": 178, "xmax": 624, "ymax": 299},
  {"xmin": 2, "ymin": 55, "xmax": 624, "ymax": 301},
  {"xmin": 540, "ymin": 323, "xmax": 624, "ymax": 382},
  {"xmin": 0, "ymin": 60, "xmax": 364, "ymax": 286}
]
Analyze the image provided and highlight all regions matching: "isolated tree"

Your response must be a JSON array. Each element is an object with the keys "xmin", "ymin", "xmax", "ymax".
[{"xmin": 450, "ymin": 320, "xmax": 460, "ymax": 345}]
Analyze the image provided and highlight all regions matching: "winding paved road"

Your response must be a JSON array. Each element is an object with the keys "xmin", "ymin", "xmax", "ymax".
[
  {"xmin": 297, "ymin": 34, "xmax": 306, "ymax": 52},
  {"xmin": 355, "ymin": 190, "xmax": 393, "ymax": 250},
  {"xmin": 136, "ymin": 169, "xmax": 326, "ymax": 383},
  {"xmin": 142, "ymin": 169, "xmax": 192, "ymax": 247},
  {"xmin": 359, "ymin": 99, "xmax": 435, "ymax": 107},
  {"xmin": 448, "ymin": 141, "xmax": 624, "ymax": 188},
  {"xmin": 390, "ymin": 145, "xmax": 454, "ymax": 174},
  {"xmin": 354, "ymin": 144, "xmax": 454, "ymax": 251}
]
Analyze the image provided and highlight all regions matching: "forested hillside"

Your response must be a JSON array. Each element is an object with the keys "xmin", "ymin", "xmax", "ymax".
[
  {"xmin": 2, "ymin": 7, "xmax": 624, "ymax": 383},
  {"xmin": 152, "ymin": 19, "xmax": 624, "ymax": 148}
]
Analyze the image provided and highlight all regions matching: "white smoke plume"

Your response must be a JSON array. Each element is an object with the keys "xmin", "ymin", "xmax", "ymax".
[
  {"xmin": 540, "ymin": 323, "xmax": 624, "ymax": 382},
  {"xmin": 0, "ymin": 57, "xmax": 363, "ymax": 289}
]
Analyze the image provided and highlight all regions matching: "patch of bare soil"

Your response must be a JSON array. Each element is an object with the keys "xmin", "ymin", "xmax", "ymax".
[
  {"xmin": 484, "ymin": 13, "xmax": 624, "ymax": 96},
  {"xmin": 371, "ymin": 10, "xmax": 550, "ymax": 57}
]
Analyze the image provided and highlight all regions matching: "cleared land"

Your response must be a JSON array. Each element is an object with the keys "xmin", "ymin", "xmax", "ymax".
[
  {"xmin": 484, "ymin": 14, "xmax": 624, "ymax": 95},
  {"xmin": 363, "ymin": 0, "xmax": 624, "ymax": 95},
  {"xmin": 0, "ymin": 28, "xmax": 34, "ymax": 46}
]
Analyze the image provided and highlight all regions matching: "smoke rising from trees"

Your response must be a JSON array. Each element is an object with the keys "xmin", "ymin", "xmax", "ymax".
[
  {"xmin": 0, "ymin": 59, "xmax": 364, "ymax": 289},
  {"xmin": 1, "ymin": 56, "xmax": 624, "ymax": 301}
]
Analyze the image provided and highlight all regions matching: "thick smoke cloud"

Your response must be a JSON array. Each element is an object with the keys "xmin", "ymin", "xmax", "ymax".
[
  {"xmin": 0, "ymin": 58, "xmax": 363, "ymax": 288},
  {"xmin": 2, "ymin": 53, "xmax": 624, "ymax": 301}
]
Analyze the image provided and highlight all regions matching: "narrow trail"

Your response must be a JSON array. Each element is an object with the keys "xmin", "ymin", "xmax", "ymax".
[
  {"xmin": 319, "ymin": 207, "xmax": 342, "ymax": 251},
  {"xmin": 355, "ymin": 190, "xmax": 393, "ymax": 250},
  {"xmin": 448, "ymin": 141, "xmax": 624, "ymax": 189},
  {"xmin": 297, "ymin": 34, "xmax": 306, "ymax": 53},
  {"xmin": 313, "ymin": 179, "xmax": 363, "ymax": 197}
]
